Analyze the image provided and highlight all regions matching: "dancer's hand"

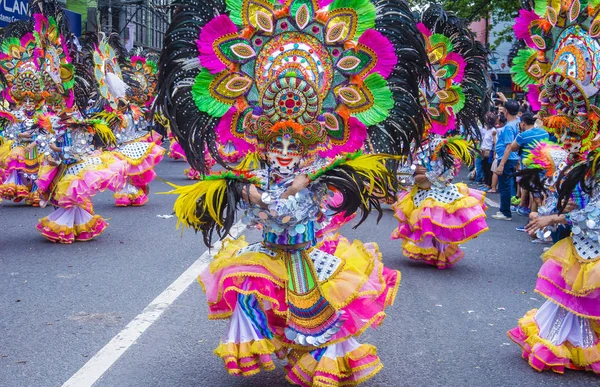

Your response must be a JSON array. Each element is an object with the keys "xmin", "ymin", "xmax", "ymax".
[
  {"xmin": 525, "ymin": 215, "xmax": 552, "ymax": 236},
  {"xmin": 283, "ymin": 174, "xmax": 310, "ymax": 199},
  {"xmin": 563, "ymin": 199, "xmax": 577, "ymax": 213},
  {"xmin": 414, "ymin": 174, "xmax": 431, "ymax": 189}
]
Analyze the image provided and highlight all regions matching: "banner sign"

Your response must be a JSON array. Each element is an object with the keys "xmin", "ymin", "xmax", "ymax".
[{"xmin": 0, "ymin": 0, "xmax": 29, "ymax": 27}]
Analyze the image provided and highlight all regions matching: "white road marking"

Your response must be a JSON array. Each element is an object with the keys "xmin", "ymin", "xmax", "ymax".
[
  {"xmin": 62, "ymin": 221, "xmax": 246, "ymax": 387},
  {"xmin": 484, "ymin": 197, "xmax": 500, "ymax": 208}
]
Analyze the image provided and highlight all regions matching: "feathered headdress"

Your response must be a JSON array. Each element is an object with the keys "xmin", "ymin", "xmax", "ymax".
[
  {"xmin": 416, "ymin": 5, "xmax": 491, "ymax": 139},
  {"xmin": 511, "ymin": 0, "xmax": 600, "ymax": 151},
  {"xmin": 156, "ymin": 0, "xmax": 429, "ymax": 172}
]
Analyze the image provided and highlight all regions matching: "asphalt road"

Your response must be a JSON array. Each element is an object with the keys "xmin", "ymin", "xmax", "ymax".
[{"xmin": 1, "ymin": 158, "xmax": 597, "ymax": 387}]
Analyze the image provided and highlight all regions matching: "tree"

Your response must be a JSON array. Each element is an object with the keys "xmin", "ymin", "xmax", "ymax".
[{"xmin": 409, "ymin": 0, "xmax": 521, "ymax": 47}]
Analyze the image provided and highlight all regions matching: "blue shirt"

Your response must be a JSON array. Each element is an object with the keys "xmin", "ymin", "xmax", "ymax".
[
  {"xmin": 496, "ymin": 119, "xmax": 520, "ymax": 161},
  {"xmin": 516, "ymin": 127, "xmax": 549, "ymax": 159}
]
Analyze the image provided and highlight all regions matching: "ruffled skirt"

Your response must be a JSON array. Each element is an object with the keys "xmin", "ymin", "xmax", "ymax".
[
  {"xmin": 37, "ymin": 153, "xmax": 127, "ymax": 208},
  {"xmin": 508, "ymin": 301, "xmax": 600, "ymax": 374},
  {"xmin": 200, "ymin": 236, "xmax": 399, "ymax": 386},
  {"xmin": 391, "ymin": 183, "xmax": 488, "ymax": 268},
  {"xmin": 508, "ymin": 236, "xmax": 600, "ymax": 374},
  {"xmin": 37, "ymin": 206, "xmax": 108, "ymax": 243},
  {"xmin": 113, "ymin": 141, "xmax": 165, "ymax": 187}
]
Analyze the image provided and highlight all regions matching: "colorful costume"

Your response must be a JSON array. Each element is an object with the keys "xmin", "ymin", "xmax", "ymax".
[
  {"xmin": 0, "ymin": 33, "xmax": 45, "ymax": 205},
  {"xmin": 156, "ymin": 0, "xmax": 428, "ymax": 385},
  {"xmin": 85, "ymin": 35, "xmax": 165, "ymax": 207},
  {"xmin": 390, "ymin": 6, "xmax": 490, "ymax": 269},
  {"xmin": 508, "ymin": 0, "xmax": 600, "ymax": 374},
  {"xmin": 392, "ymin": 137, "xmax": 489, "ymax": 268}
]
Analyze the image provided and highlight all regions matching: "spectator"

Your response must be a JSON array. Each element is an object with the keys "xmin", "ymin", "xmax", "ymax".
[
  {"xmin": 489, "ymin": 114, "xmax": 507, "ymax": 193},
  {"xmin": 512, "ymin": 112, "xmax": 549, "ymax": 216},
  {"xmin": 480, "ymin": 112, "xmax": 497, "ymax": 190},
  {"xmin": 492, "ymin": 99, "xmax": 521, "ymax": 220}
]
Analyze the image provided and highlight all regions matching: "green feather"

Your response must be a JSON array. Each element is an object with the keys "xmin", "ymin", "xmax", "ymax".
[
  {"xmin": 191, "ymin": 68, "xmax": 232, "ymax": 117},
  {"xmin": 227, "ymin": 0, "xmax": 276, "ymax": 26},
  {"xmin": 534, "ymin": 0, "xmax": 547, "ymax": 16},
  {"xmin": 449, "ymin": 85, "xmax": 465, "ymax": 113},
  {"xmin": 1, "ymin": 37, "xmax": 21, "ymax": 55},
  {"xmin": 353, "ymin": 73, "xmax": 393, "ymax": 126},
  {"xmin": 510, "ymin": 48, "xmax": 539, "ymax": 91},
  {"xmin": 329, "ymin": 0, "xmax": 375, "ymax": 38},
  {"xmin": 429, "ymin": 34, "xmax": 453, "ymax": 54},
  {"xmin": 226, "ymin": 0, "xmax": 243, "ymax": 25}
]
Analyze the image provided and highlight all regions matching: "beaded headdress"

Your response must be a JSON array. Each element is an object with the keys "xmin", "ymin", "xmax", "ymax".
[
  {"xmin": 512, "ymin": 0, "xmax": 600, "ymax": 152},
  {"xmin": 0, "ymin": 33, "xmax": 43, "ymax": 105},
  {"xmin": 157, "ymin": 0, "xmax": 430, "ymax": 171}
]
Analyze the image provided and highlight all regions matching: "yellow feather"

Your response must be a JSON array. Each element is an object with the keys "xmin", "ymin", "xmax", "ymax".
[
  {"xmin": 161, "ymin": 178, "xmax": 228, "ymax": 229},
  {"xmin": 234, "ymin": 152, "xmax": 261, "ymax": 171},
  {"xmin": 445, "ymin": 137, "xmax": 474, "ymax": 166},
  {"xmin": 92, "ymin": 122, "xmax": 117, "ymax": 146},
  {"xmin": 345, "ymin": 154, "xmax": 397, "ymax": 200}
]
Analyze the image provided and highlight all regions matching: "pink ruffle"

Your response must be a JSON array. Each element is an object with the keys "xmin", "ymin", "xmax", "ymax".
[
  {"xmin": 535, "ymin": 260, "xmax": 600, "ymax": 319},
  {"xmin": 120, "ymin": 143, "xmax": 165, "ymax": 183},
  {"xmin": 4, "ymin": 155, "xmax": 27, "ymax": 174},
  {"xmin": 402, "ymin": 237, "xmax": 464, "ymax": 269},
  {"xmin": 508, "ymin": 326, "xmax": 600, "ymax": 374},
  {"xmin": 201, "ymin": 242, "xmax": 399, "ymax": 344},
  {"xmin": 55, "ymin": 158, "xmax": 127, "ymax": 207},
  {"xmin": 168, "ymin": 140, "xmax": 186, "ymax": 160},
  {"xmin": 392, "ymin": 187, "xmax": 488, "ymax": 245},
  {"xmin": 36, "ymin": 164, "xmax": 59, "ymax": 193}
]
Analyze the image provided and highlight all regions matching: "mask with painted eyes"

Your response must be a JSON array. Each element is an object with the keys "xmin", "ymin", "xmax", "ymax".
[
  {"xmin": 266, "ymin": 135, "xmax": 303, "ymax": 175},
  {"xmin": 561, "ymin": 131, "xmax": 582, "ymax": 154}
]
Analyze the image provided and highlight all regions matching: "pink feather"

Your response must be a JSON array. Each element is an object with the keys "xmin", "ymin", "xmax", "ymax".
[
  {"xmin": 416, "ymin": 23, "xmax": 432, "ymax": 38},
  {"xmin": 514, "ymin": 10, "xmax": 540, "ymax": 49},
  {"xmin": 214, "ymin": 107, "xmax": 255, "ymax": 153},
  {"xmin": 358, "ymin": 29, "xmax": 397, "ymax": 79},
  {"xmin": 196, "ymin": 15, "xmax": 238, "ymax": 74},
  {"xmin": 430, "ymin": 110, "xmax": 456, "ymax": 136},
  {"xmin": 319, "ymin": 117, "xmax": 367, "ymax": 158},
  {"xmin": 527, "ymin": 85, "xmax": 541, "ymax": 112},
  {"xmin": 130, "ymin": 55, "xmax": 146, "ymax": 64},
  {"xmin": 20, "ymin": 32, "xmax": 36, "ymax": 47},
  {"xmin": 318, "ymin": 0, "xmax": 334, "ymax": 6},
  {"xmin": 33, "ymin": 14, "xmax": 48, "ymax": 36},
  {"xmin": 65, "ymin": 90, "xmax": 75, "ymax": 109},
  {"xmin": 443, "ymin": 52, "xmax": 465, "ymax": 83}
]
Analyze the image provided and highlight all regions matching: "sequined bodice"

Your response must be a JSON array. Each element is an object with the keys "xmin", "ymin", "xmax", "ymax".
[{"xmin": 241, "ymin": 169, "xmax": 326, "ymax": 248}]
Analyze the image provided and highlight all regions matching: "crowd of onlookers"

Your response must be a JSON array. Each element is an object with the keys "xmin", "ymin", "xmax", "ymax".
[{"xmin": 470, "ymin": 92, "xmax": 553, "ymax": 242}]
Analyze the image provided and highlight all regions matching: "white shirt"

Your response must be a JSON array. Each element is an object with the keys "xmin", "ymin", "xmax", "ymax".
[{"xmin": 480, "ymin": 127, "xmax": 496, "ymax": 151}]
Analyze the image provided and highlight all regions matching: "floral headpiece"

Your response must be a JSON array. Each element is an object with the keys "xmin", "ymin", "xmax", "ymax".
[{"xmin": 511, "ymin": 0, "xmax": 600, "ymax": 152}]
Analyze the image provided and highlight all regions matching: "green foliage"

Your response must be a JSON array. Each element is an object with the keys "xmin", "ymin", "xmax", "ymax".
[
  {"xmin": 409, "ymin": 0, "xmax": 520, "ymax": 23},
  {"xmin": 408, "ymin": 0, "xmax": 521, "ymax": 48}
]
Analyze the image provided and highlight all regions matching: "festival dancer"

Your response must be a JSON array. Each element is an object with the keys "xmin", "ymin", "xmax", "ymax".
[
  {"xmin": 507, "ymin": 0, "xmax": 600, "ymax": 374},
  {"xmin": 0, "ymin": 32, "xmax": 45, "ymax": 205},
  {"xmin": 156, "ymin": 0, "xmax": 429, "ymax": 384},
  {"xmin": 83, "ymin": 34, "xmax": 165, "ymax": 207},
  {"xmin": 391, "ymin": 136, "xmax": 489, "ymax": 268},
  {"xmin": 18, "ymin": 9, "xmax": 128, "ymax": 243},
  {"xmin": 390, "ymin": 5, "xmax": 490, "ymax": 269}
]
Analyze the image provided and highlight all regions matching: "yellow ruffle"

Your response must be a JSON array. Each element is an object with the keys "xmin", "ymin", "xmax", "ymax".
[
  {"xmin": 0, "ymin": 140, "xmax": 13, "ymax": 163},
  {"xmin": 402, "ymin": 240, "xmax": 462, "ymax": 262},
  {"xmin": 393, "ymin": 183, "xmax": 485, "ymax": 222},
  {"xmin": 286, "ymin": 343, "xmax": 383, "ymax": 387},
  {"xmin": 205, "ymin": 236, "xmax": 392, "ymax": 311},
  {"xmin": 516, "ymin": 309, "xmax": 600, "ymax": 367},
  {"xmin": 214, "ymin": 338, "xmax": 282, "ymax": 376},
  {"xmin": 53, "ymin": 153, "xmax": 121, "ymax": 199},
  {"xmin": 542, "ymin": 237, "xmax": 600, "ymax": 294}
]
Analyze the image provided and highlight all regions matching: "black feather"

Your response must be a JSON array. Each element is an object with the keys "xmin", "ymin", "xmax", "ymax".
[{"xmin": 155, "ymin": 0, "xmax": 227, "ymax": 172}]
